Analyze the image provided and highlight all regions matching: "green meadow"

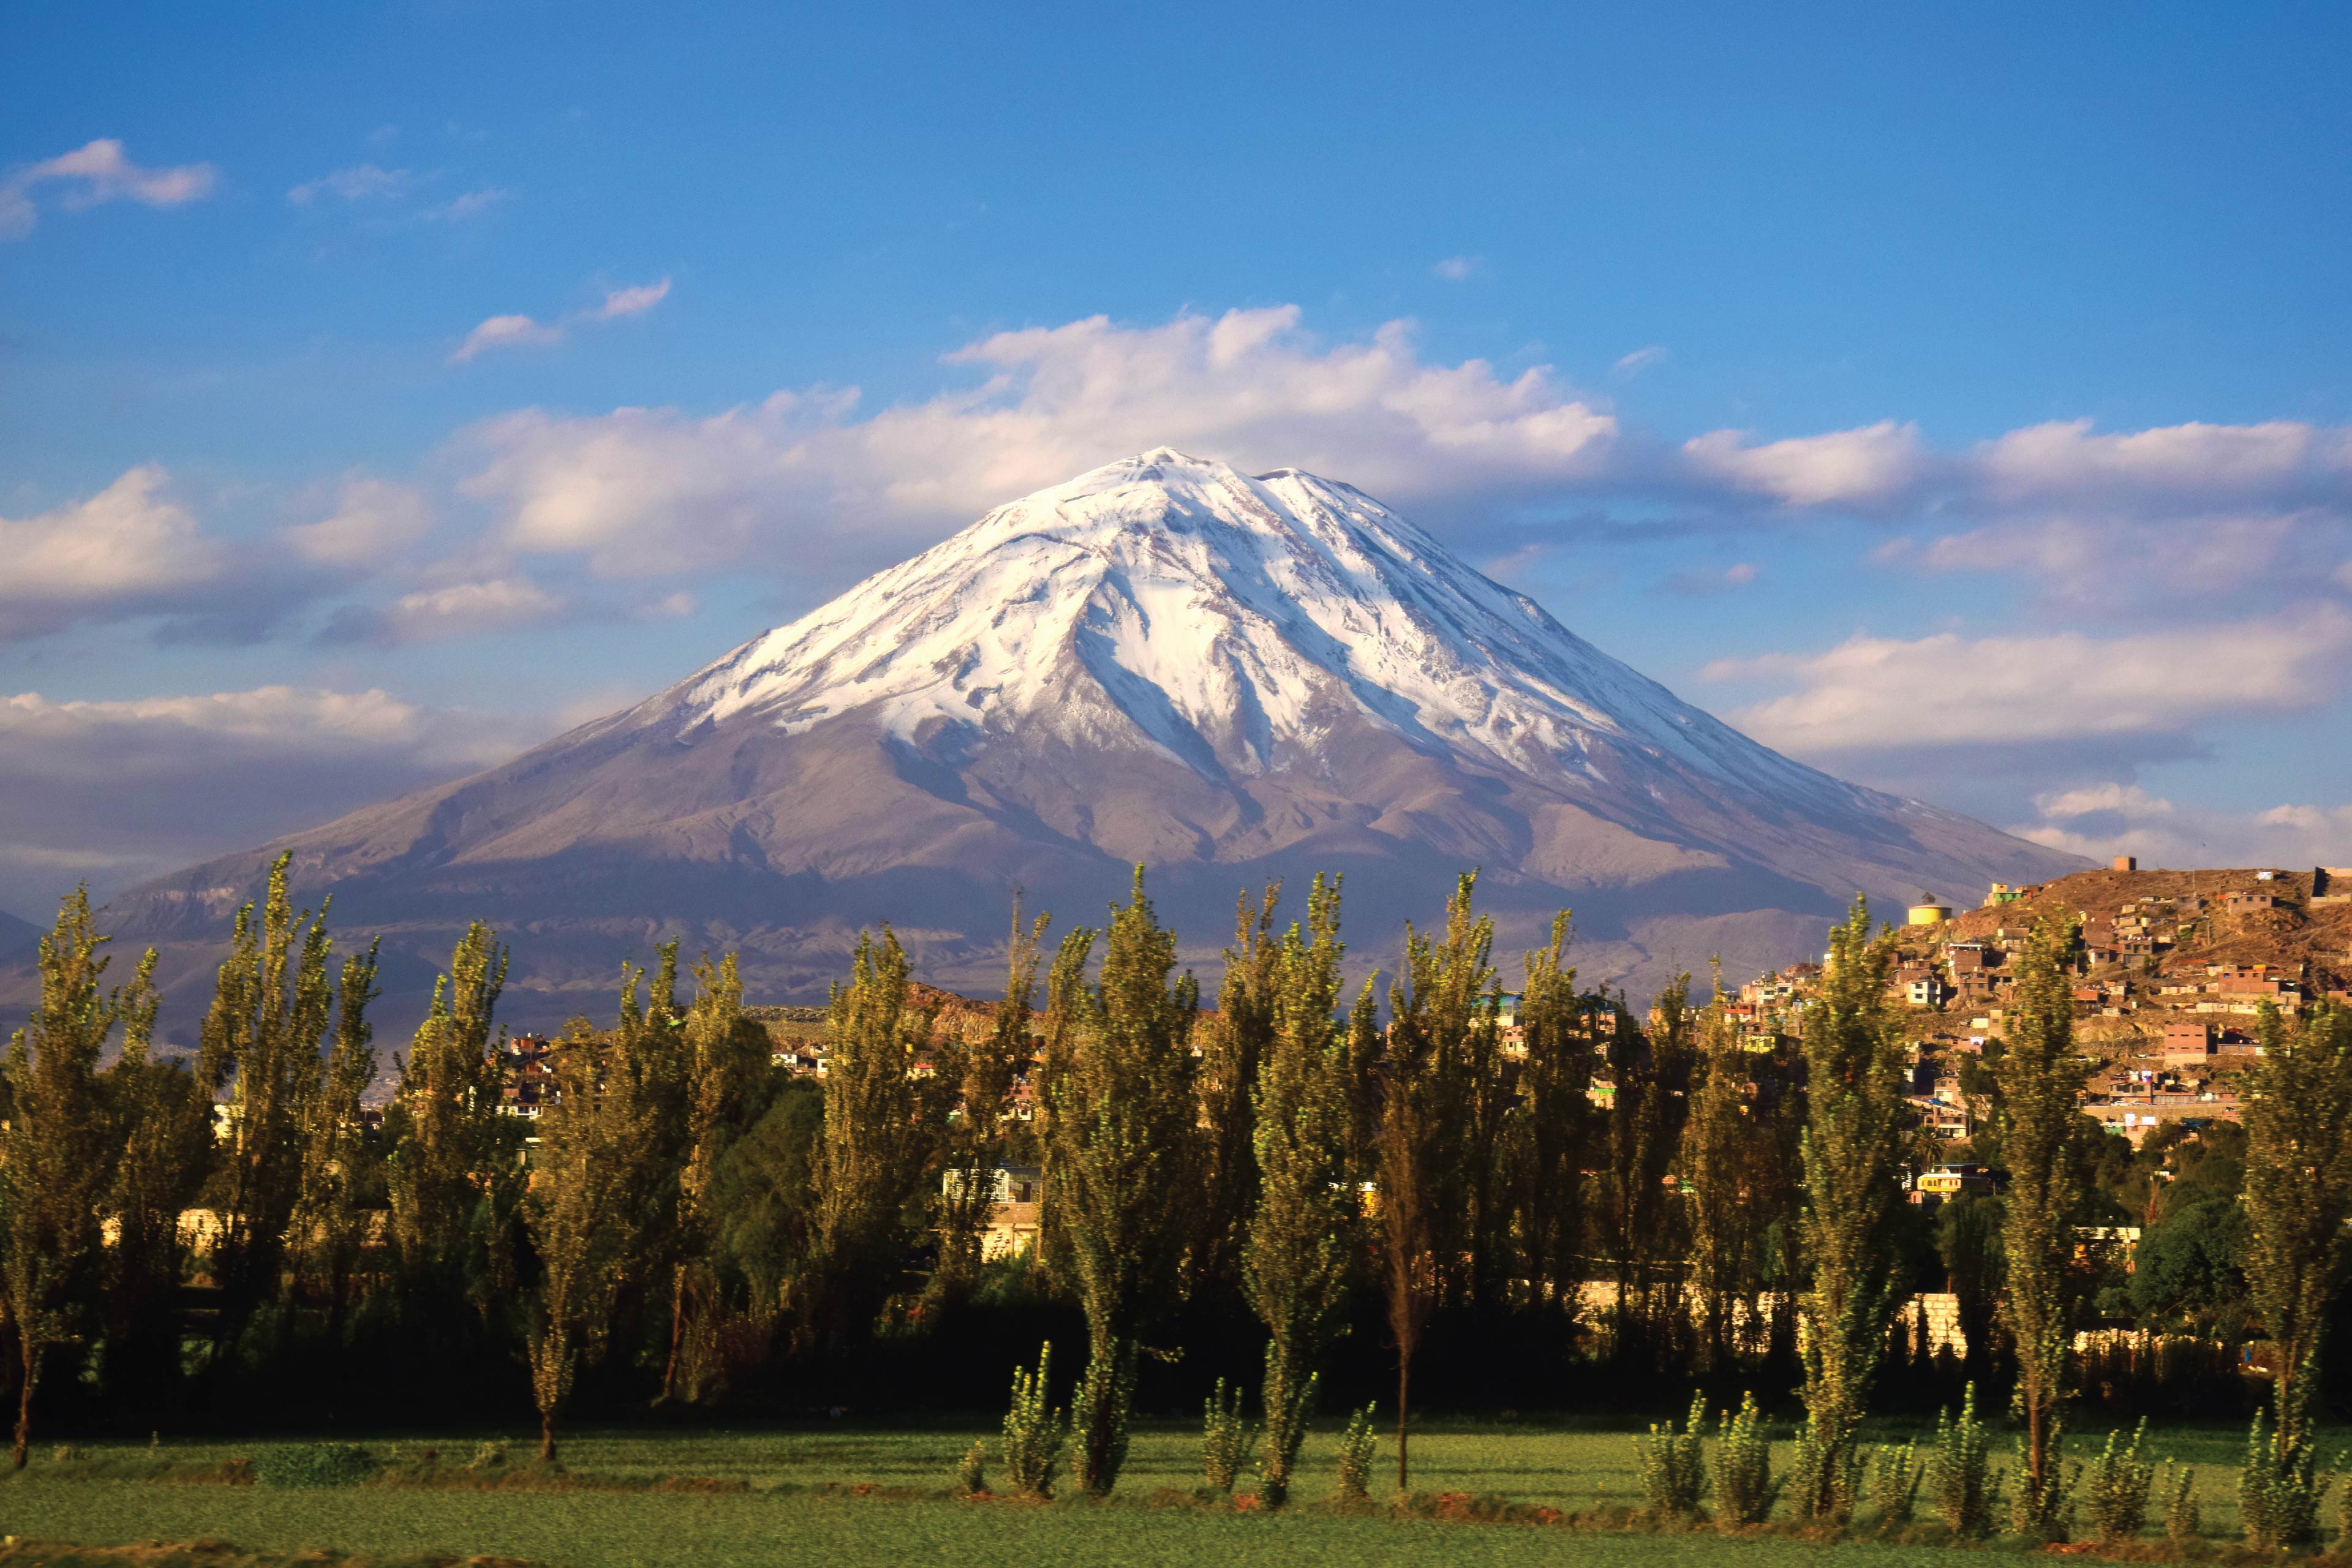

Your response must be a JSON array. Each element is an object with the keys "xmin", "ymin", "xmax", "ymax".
[{"xmin": 0, "ymin": 1420, "xmax": 2281, "ymax": 1568}]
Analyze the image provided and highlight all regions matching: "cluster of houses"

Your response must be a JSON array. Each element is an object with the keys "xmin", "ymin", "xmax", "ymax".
[{"xmin": 1721, "ymin": 861, "xmax": 2352, "ymax": 1152}]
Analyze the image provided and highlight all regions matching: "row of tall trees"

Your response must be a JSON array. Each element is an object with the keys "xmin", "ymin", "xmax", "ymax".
[{"xmin": 4, "ymin": 860, "xmax": 2351, "ymax": 1516}]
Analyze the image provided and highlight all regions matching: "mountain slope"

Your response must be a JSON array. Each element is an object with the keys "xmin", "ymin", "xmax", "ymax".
[
  {"xmin": 0, "ymin": 908, "xmax": 38, "ymax": 965},
  {"xmin": 72, "ymin": 450, "xmax": 2081, "ymax": 1039}
]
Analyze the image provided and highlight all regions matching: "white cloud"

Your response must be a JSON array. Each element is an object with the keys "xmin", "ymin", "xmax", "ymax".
[
  {"xmin": 2, "ymin": 139, "xmax": 217, "ymax": 240},
  {"xmin": 1614, "ymin": 345, "xmax": 1670, "ymax": 375},
  {"xmin": 1682, "ymin": 420, "xmax": 1928, "ymax": 508},
  {"xmin": 372, "ymin": 576, "xmax": 567, "ymax": 644},
  {"xmin": 287, "ymin": 164, "xmax": 413, "ymax": 205},
  {"xmin": 451, "ymin": 313, "xmax": 564, "ymax": 363},
  {"xmin": 1432, "ymin": 255, "xmax": 1481, "ymax": 282},
  {"xmin": 1975, "ymin": 418, "xmax": 2324, "ymax": 505},
  {"xmin": 1913, "ymin": 508, "xmax": 2324, "ymax": 609},
  {"xmin": 284, "ymin": 475, "xmax": 434, "ymax": 568},
  {"xmin": 0, "ymin": 468, "xmax": 228, "ymax": 638},
  {"xmin": 0, "ymin": 686, "xmax": 503, "ymax": 765},
  {"xmin": 596, "ymin": 278, "xmax": 671, "ymax": 318},
  {"xmin": 1708, "ymin": 604, "xmax": 2352, "ymax": 754},
  {"xmin": 456, "ymin": 305, "xmax": 1619, "ymax": 576},
  {"xmin": 2012, "ymin": 783, "xmax": 2352, "ymax": 869},
  {"xmin": 451, "ymin": 278, "xmax": 671, "ymax": 362},
  {"xmin": 425, "ymin": 187, "xmax": 509, "ymax": 221}
]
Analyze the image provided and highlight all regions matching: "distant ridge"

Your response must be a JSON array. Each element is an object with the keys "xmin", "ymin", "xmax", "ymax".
[{"xmin": 49, "ymin": 449, "xmax": 2083, "ymax": 1042}]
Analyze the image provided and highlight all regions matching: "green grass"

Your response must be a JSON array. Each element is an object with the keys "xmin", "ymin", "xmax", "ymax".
[{"xmin": 0, "ymin": 1420, "xmax": 2284, "ymax": 1568}]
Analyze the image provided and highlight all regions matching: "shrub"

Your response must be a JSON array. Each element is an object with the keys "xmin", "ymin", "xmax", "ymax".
[
  {"xmin": 2162, "ymin": 1463, "xmax": 2199, "ymax": 1542},
  {"xmin": 2010, "ymin": 1417, "xmax": 2078, "ymax": 1541},
  {"xmin": 1868, "ymin": 1441, "xmax": 1922, "ymax": 1527},
  {"xmin": 1634, "ymin": 1393, "xmax": 1706, "ymax": 1519},
  {"xmin": 467, "ymin": 1441, "xmax": 510, "ymax": 1472},
  {"xmin": 1788, "ymin": 1417, "xmax": 1863, "ymax": 1526},
  {"xmin": 1201, "ymin": 1377, "xmax": 1253, "ymax": 1495},
  {"xmin": 1001, "ymin": 1342, "xmax": 1068, "ymax": 1500},
  {"xmin": 254, "ymin": 1442, "xmax": 381, "ymax": 1489},
  {"xmin": 2082, "ymin": 1420, "xmax": 2155, "ymax": 1545},
  {"xmin": 1713, "ymin": 1392, "xmax": 1781, "ymax": 1526},
  {"xmin": 1929, "ymin": 1382, "xmax": 2002, "ymax": 1539},
  {"xmin": 48, "ymin": 1443, "xmax": 83, "ymax": 1464},
  {"xmin": 2238, "ymin": 1406, "xmax": 2330, "ymax": 1551},
  {"xmin": 953, "ymin": 1441, "xmax": 987, "ymax": 1497},
  {"xmin": 1335, "ymin": 1404, "xmax": 1378, "ymax": 1502}
]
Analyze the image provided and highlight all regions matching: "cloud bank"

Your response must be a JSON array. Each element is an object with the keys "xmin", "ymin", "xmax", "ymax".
[{"xmin": 0, "ymin": 687, "xmax": 530, "ymax": 912}]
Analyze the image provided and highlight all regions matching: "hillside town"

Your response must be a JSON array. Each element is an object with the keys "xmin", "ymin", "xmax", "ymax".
[{"xmin": 1725, "ymin": 861, "xmax": 2352, "ymax": 1153}]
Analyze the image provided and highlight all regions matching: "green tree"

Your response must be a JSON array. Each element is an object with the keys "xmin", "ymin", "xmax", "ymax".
[
  {"xmin": 1513, "ymin": 914, "xmax": 1591, "ymax": 1312},
  {"xmin": 1997, "ymin": 915, "xmax": 2082, "ymax": 1528},
  {"xmin": 658, "ymin": 951, "xmax": 763, "ymax": 1403},
  {"xmin": 385, "ymin": 922, "xmax": 511, "ymax": 1303},
  {"xmin": 1378, "ymin": 873, "xmax": 1496, "ymax": 1485},
  {"xmin": 197, "ymin": 854, "xmax": 342, "ymax": 1344},
  {"xmin": 523, "ymin": 1020, "xmax": 620, "ymax": 1461},
  {"xmin": 288, "ymin": 943, "xmax": 380, "ymax": 1338},
  {"xmin": 1683, "ymin": 983, "xmax": 1755, "ymax": 1368},
  {"xmin": 807, "ymin": 929, "xmax": 928, "ymax": 1346},
  {"xmin": 1790, "ymin": 897, "xmax": 1909, "ymax": 1523},
  {"xmin": 937, "ymin": 905, "xmax": 1049, "ymax": 1298},
  {"xmin": 1050, "ymin": 869, "xmax": 1199, "ymax": 1496},
  {"xmin": 0, "ymin": 890, "xmax": 138, "ymax": 1466},
  {"xmin": 99, "ymin": 960, "xmax": 211, "ymax": 1408},
  {"xmin": 1242, "ymin": 875, "xmax": 1355, "ymax": 1506},
  {"xmin": 1604, "ymin": 976, "xmax": 1695, "ymax": 1342},
  {"xmin": 1196, "ymin": 886, "xmax": 1280, "ymax": 1296},
  {"xmin": 2237, "ymin": 1000, "xmax": 2352, "ymax": 1498}
]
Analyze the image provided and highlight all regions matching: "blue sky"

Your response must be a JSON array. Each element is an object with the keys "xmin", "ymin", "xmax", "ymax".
[{"xmin": 5, "ymin": 1, "xmax": 2351, "ymax": 915}]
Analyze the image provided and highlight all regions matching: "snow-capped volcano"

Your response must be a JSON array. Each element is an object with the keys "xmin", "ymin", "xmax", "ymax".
[
  {"xmin": 671, "ymin": 448, "xmax": 1820, "ymax": 797},
  {"xmin": 81, "ymin": 450, "xmax": 2079, "ymax": 1038}
]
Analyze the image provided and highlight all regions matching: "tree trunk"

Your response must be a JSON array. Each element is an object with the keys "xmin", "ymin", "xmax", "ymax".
[
  {"xmin": 657, "ymin": 1264, "xmax": 687, "ymax": 1405},
  {"xmin": 1393, "ymin": 1352, "xmax": 1410, "ymax": 1491},
  {"xmin": 12, "ymin": 1343, "xmax": 36, "ymax": 1469},
  {"xmin": 2026, "ymin": 1392, "xmax": 2045, "ymax": 1496},
  {"xmin": 540, "ymin": 1407, "xmax": 557, "ymax": 1464}
]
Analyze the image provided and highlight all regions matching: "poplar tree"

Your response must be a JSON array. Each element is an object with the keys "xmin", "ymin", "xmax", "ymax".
[
  {"xmin": 1997, "ymin": 915, "xmax": 2081, "ymax": 1529},
  {"xmin": 290, "ymin": 943, "xmax": 380, "ymax": 1335},
  {"xmin": 1683, "ymin": 981, "xmax": 1754, "ymax": 1369},
  {"xmin": 1604, "ymin": 977, "xmax": 1695, "ymax": 1338},
  {"xmin": 808, "ymin": 929, "xmax": 927, "ymax": 1345},
  {"xmin": 1790, "ymin": 897, "xmax": 1909, "ymax": 1523},
  {"xmin": 938, "ymin": 905, "xmax": 1049, "ymax": 1296},
  {"xmin": 102, "ymin": 955, "xmax": 212, "ymax": 1404},
  {"xmin": 2238, "ymin": 1000, "xmax": 2352, "ymax": 1491},
  {"xmin": 1052, "ymin": 869, "xmax": 1199, "ymax": 1496},
  {"xmin": 0, "ymin": 889, "xmax": 134, "ymax": 1466},
  {"xmin": 1196, "ymin": 886, "xmax": 1280, "ymax": 1294},
  {"xmin": 659, "ymin": 951, "xmax": 761, "ymax": 1403},
  {"xmin": 385, "ymin": 923, "xmax": 510, "ymax": 1296},
  {"xmin": 1513, "ymin": 913, "xmax": 1591, "ymax": 1310},
  {"xmin": 198, "ymin": 854, "xmax": 340, "ymax": 1343},
  {"xmin": 1397, "ymin": 875, "xmax": 1501, "ymax": 1311},
  {"xmin": 598, "ymin": 948, "xmax": 692, "ymax": 1359},
  {"xmin": 1243, "ymin": 875, "xmax": 1354, "ymax": 1506},
  {"xmin": 1378, "ymin": 873, "xmax": 1494, "ymax": 1486},
  {"xmin": 524, "ymin": 1019, "xmax": 619, "ymax": 1461}
]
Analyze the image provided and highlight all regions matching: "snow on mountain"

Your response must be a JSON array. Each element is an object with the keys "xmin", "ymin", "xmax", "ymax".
[{"xmin": 59, "ymin": 449, "xmax": 2081, "ymax": 1040}]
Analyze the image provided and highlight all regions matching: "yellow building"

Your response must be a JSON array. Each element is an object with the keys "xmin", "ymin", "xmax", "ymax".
[{"xmin": 1908, "ymin": 895, "xmax": 1953, "ymax": 925}]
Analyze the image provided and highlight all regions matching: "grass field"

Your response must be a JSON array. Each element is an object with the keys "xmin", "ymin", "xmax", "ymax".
[{"xmin": 0, "ymin": 1419, "xmax": 2286, "ymax": 1568}]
